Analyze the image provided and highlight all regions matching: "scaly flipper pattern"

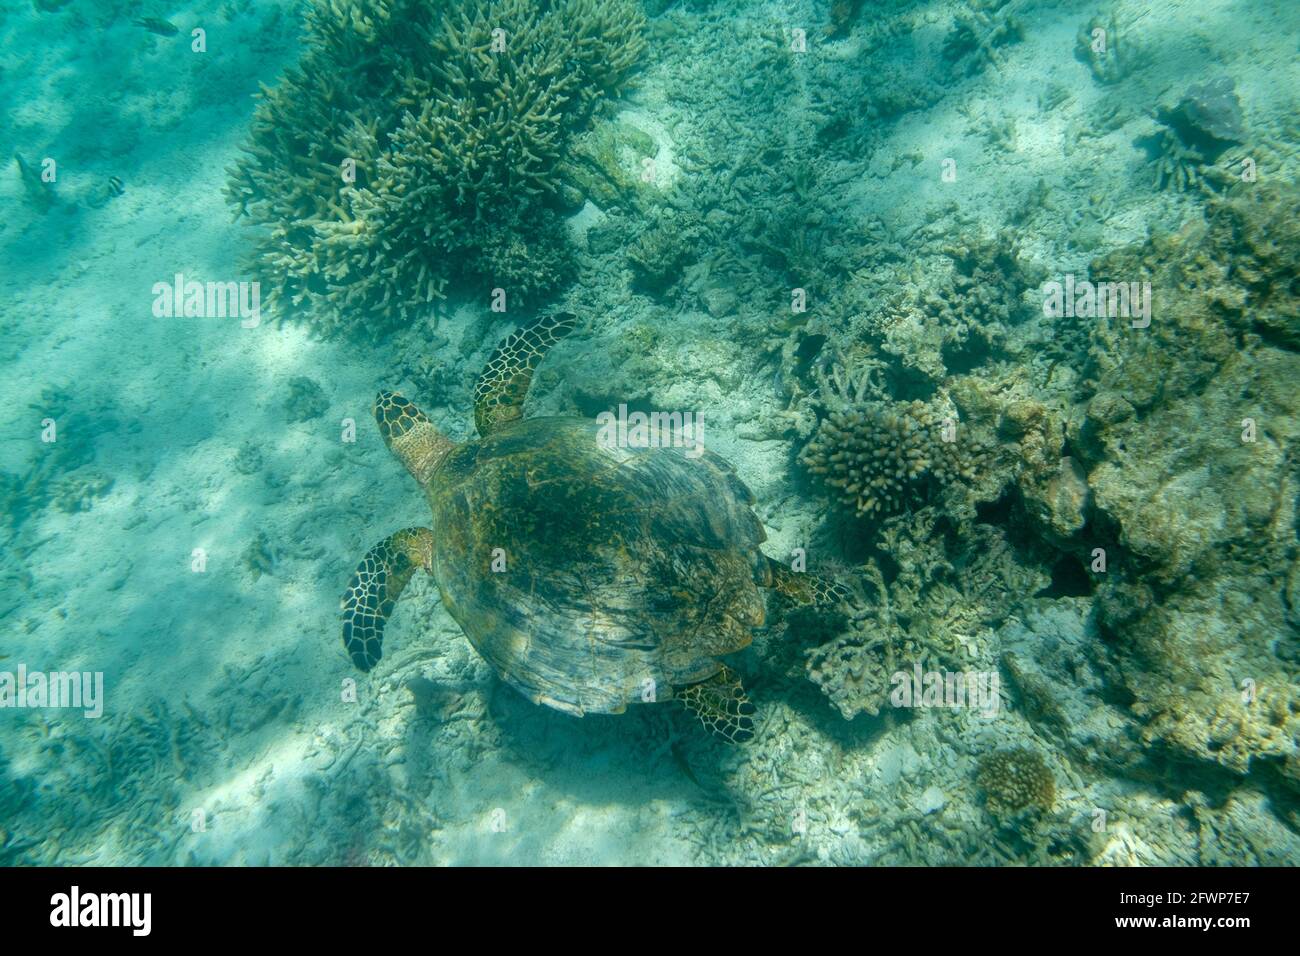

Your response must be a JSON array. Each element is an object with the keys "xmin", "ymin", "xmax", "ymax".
[
  {"xmin": 764, "ymin": 556, "xmax": 860, "ymax": 612},
  {"xmin": 342, "ymin": 527, "xmax": 434, "ymax": 671},
  {"xmin": 374, "ymin": 392, "xmax": 455, "ymax": 486},
  {"xmin": 679, "ymin": 665, "xmax": 756, "ymax": 743},
  {"xmin": 473, "ymin": 312, "xmax": 577, "ymax": 437}
]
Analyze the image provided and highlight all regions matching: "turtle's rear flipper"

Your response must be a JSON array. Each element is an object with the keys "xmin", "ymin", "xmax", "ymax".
[
  {"xmin": 474, "ymin": 311, "xmax": 578, "ymax": 437},
  {"xmin": 679, "ymin": 665, "xmax": 756, "ymax": 744},
  {"xmin": 341, "ymin": 527, "xmax": 434, "ymax": 671}
]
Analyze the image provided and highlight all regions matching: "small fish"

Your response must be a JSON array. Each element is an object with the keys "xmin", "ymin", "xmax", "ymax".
[
  {"xmin": 85, "ymin": 175, "xmax": 125, "ymax": 209},
  {"xmin": 134, "ymin": 17, "xmax": 179, "ymax": 36},
  {"xmin": 670, "ymin": 741, "xmax": 705, "ymax": 790}
]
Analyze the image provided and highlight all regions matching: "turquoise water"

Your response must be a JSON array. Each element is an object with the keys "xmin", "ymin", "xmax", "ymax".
[{"xmin": 1, "ymin": 0, "xmax": 1297, "ymax": 866}]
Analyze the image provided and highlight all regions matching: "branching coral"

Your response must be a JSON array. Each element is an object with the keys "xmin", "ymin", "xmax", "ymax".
[
  {"xmin": 227, "ymin": 0, "xmax": 644, "ymax": 337},
  {"xmin": 799, "ymin": 370, "xmax": 990, "ymax": 519},
  {"xmin": 942, "ymin": 0, "xmax": 1022, "ymax": 76},
  {"xmin": 804, "ymin": 516, "xmax": 1046, "ymax": 719},
  {"xmin": 800, "ymin": 401, "xmax": 973, "ymax": 517}
]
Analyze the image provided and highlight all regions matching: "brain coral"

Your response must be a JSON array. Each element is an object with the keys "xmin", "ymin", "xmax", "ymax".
[
  {"xmin": 227, "ymin": 0, "xmax": 644, "ymax": 337},
  {"xmin": 976, "ymin": 748, "xmax": 1056, "ymax": 817}
]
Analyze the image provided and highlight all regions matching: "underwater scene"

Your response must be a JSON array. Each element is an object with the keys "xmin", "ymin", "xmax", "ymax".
[{"xmin": 1, "ymin": 0, "xmax": 1297, "ymax": 869}]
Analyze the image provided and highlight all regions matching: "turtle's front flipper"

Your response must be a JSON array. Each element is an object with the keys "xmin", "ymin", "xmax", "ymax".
[
  {"xmin": 679, "ymin": 665, "xmax": 757, "ymax": 744},
  {"xmin": 374, "ymin": 392, "xmax": 455, "ymax": 487},
  {"xmin": 474, "ymin": 311, "xmax": 577, "ymax": 437},
  {"xmin": 341, "ymin": 527, "xmax": 434, "ymax": 672}
]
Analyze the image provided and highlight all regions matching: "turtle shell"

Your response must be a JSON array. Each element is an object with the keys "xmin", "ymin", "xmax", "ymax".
[{"xmin": 425, "ymin": 416, "xmax": 768, "ymax": 716}]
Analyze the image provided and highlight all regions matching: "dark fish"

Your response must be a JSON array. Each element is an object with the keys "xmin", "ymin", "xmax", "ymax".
[
  {"xmin": 134, "ymin": 17, "xmax": 179, "ymax": 36},
  {"xmin": 670, "ymin": 741, "xmax": 705, "ymax": 790},
  {"xmin": 107, "ymin": 176, "xmax": 125, "ymax": 197}
]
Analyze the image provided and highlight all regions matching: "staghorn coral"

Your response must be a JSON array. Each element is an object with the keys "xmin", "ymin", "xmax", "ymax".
[
  {"xmin": 976, "ymin": 748, "xmax": 1055, "ymax": 817},
  {"xmin": 227, "ymin": 0, "xmax": 644, "ymax": 337},
  {"xmin": 467, "ymin": 211, "xmax": 577, "ymax": 306},
  {"xmin": 804, "ymin": 514, "xmax": 1046, "ymax": 719}
]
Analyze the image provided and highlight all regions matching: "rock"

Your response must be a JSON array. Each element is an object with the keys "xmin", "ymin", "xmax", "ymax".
[
  {"xmin": 1167, "ymin": 77, "xmax": 1245, "ymax": 146},
  {"xmin": 917, "ymin": 785, "xmax": 946, "ymax": 815},
  {"xmin": 284, "ymin": 376, "xmax": 329, "ymax": 422},
  {"xmin": 700, "ymin": 284, "xmax": 737, "ymax": 316},
  {"xmin": 1024, "ymin": 455, "xmax": 1089, "ymax": 543}
]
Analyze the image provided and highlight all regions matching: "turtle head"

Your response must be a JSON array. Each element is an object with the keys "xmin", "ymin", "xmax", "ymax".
[{"xmin": 373, "ymin": 391, "xmax": 456, "ymax": 487}]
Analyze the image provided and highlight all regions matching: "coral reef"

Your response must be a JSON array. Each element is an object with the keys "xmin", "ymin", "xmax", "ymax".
[
  {"xmin": 227, "ymin": 0, "xmax": 644, "ymax": 337},
  {"xmin": 1076, "ymin": 182, "xmax": 1300, "ymax": 778},
  {"xmin": 976, "ymin": 747, "xmax": 1056, "ymax": 817},
  {"xmin": 1149, "ymin": 78, "xmax": 1246, "ymax": 193},
  {"xmin": 1075, "ymin": 11, "xmax": 1145, "ymax": 86},
  {"xmin": 863, "ymin": 233, "xmax": 1041, "ymax": 386},
  {"xmin": 942, "ymin": 0, "xmax": 1022, "ymax": 77},
  {"xmin": 804, "ymin": 514, "xmax": 1047, "ymax": 719},
  {"xmin": 627, "ymin": 207, "xmax": 704, "ymax": 297}
]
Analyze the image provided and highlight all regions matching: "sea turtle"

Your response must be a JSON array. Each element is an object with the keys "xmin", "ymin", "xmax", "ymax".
[{"xmin": 341, "ymin": 312, "xmax": 850, "ymax": 742}]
